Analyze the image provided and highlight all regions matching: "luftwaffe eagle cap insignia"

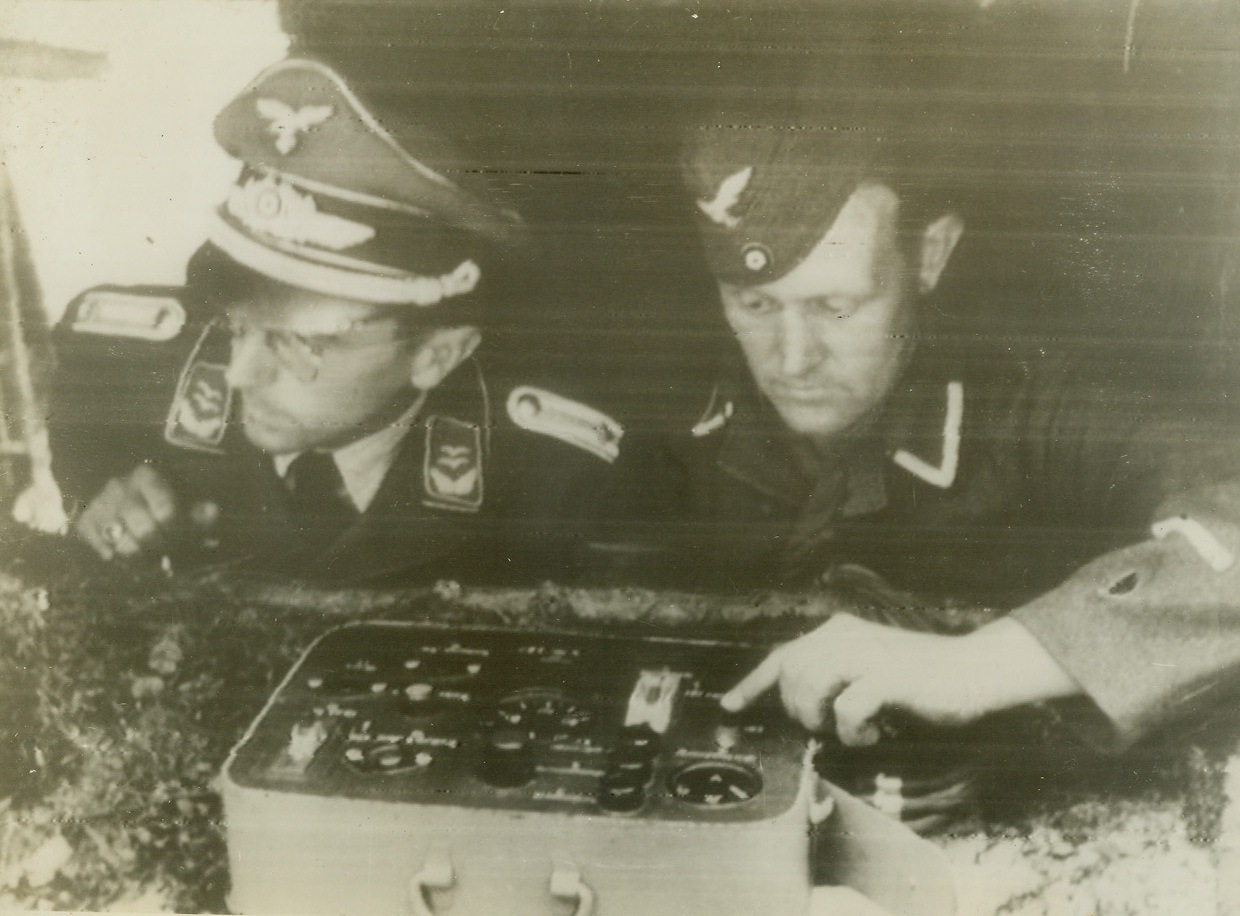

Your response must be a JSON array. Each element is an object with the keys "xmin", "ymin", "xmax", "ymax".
[{"xmin": 207, "ymin": 58, "xmax": 525, "ymax": 307}]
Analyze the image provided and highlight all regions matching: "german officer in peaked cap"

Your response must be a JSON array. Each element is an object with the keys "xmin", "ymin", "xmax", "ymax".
[
  {"xmin": 51, "ymin": 58, "xmax": 625, "ymax": 585},
  {"xmin": 630, "ymin": 82, "xmax": 1240, "ymax": 830}
]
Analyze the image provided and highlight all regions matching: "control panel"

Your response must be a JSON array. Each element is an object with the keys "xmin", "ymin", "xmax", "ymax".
[{"xmin": 226, "ymin": 621, "xmax": 805, "ymax": 823}]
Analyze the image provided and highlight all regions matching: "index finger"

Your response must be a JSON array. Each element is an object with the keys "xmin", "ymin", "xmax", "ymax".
[{"xmin": 720, "ymin": 648, "xmax": 784, "ymax": 712}]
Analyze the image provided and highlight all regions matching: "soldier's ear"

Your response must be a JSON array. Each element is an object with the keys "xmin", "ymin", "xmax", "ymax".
[
  {"xmin": 917, "ymin": 213, "xmax": 964, "ymax": 295},
  {"xmin": 408, "ymin": 326, "xmax": 482, "ymax": 391}
]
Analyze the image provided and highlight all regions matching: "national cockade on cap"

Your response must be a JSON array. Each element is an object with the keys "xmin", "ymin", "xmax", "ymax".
[{"xmin": 207, "ymin": 58, "xmax": 523, "ymax": 307}]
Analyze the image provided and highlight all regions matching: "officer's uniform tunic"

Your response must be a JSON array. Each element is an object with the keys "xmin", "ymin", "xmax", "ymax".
[{"xmin": 50, "ymin": 285, "xmax": 616, "ymax": 586}]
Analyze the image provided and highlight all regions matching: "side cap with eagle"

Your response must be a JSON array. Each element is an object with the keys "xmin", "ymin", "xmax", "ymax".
[
  {"xmin": 681, "ymin": 117, "xmax": 883, "ymax": 287},
  {"xmin": 208, "ymin": 58, "xmax": 525, "ymax": 307},
  {"xmin": 679, "ymin": 37, "xmax": 968, "ymax": 289}
]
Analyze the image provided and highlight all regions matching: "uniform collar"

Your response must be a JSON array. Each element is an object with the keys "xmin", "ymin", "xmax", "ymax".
[
  {"xmin": 263, "ymin": 359, "xmax": 490, "ymax": 515},
  {"xmin": 705, "ymin": 352, "xmax": 966, "ymax": 513},
  {"xmin": 883, "ymin": 369, "xmax": 965, "ymax": 490},
  {"xmin": 272, "ymin": 393, "xmax": 427, "ymax": 512},
  {"xmin": 421, "ymin": 356, "xmax": 491, "ymax": 432},
  {"xmin": 706, "ymin": 363, "xmax": 886, "ymax": 515}
]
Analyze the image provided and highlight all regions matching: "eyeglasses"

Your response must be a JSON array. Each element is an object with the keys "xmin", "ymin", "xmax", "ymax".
[{"xmin": 215, "ymin": 313, "xmax": 401, "ymax": 384}]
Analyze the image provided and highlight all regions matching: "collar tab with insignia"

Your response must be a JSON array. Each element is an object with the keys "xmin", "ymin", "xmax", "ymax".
[
  {"xmin": 164, "ymin": 324, "xmax": 233, "ymax": 453},
  {"xmin": 422, "ymin": 415, "xmax": 484, "ymax": 512},
  {"xmin": 506, "ymin": 386, "xmax": 623, "ymax": 463}
]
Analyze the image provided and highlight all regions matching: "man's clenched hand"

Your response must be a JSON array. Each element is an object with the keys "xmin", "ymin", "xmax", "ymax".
[{"xmin": 74, "ymin": 464, "xmax": 217, "ymax": 561}]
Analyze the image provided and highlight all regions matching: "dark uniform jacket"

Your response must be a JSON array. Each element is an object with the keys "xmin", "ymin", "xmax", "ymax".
[
  {"xmin": 606, "ymin": 342, "xmax": 1240, "ymax": 750},
  {"xmin": 49, "ymin": 286, "xmax": 622, "ymax": 586}
]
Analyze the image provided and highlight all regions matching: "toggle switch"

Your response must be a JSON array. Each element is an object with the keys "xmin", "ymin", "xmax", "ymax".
[{"xmin": 624, "ymin": 670, "xmax": 683, "ymax": 735}]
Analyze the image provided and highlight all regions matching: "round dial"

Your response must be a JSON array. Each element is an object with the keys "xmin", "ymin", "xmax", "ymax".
[
  {"xmin": 342, "ymin": 742, "xmax": 435, "ymax": 776},
  {"xmin": 495, "ymin": 690, "xmax": 594, "ymax": 740},
  {"xmin": 667, "ymin": 760, "xmax": 763, "ymax": 807},
  {"xmin": 399, "ymin": 653, "xmax": 485, "ymax": 686}
]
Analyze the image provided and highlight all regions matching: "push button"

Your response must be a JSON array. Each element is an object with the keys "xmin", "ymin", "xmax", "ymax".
[{"xmin": 714, "ymin": 709, "xmax": 748, "ymax": 751}]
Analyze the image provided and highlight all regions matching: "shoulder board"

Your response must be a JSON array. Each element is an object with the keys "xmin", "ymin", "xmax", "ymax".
[
  {"xmin": 506, "ymin": 386, "xmax": 623, "ymax": 463},
  {"xmin": 64, "ymin": 287, "xmax": 186, "ymax": 342}
]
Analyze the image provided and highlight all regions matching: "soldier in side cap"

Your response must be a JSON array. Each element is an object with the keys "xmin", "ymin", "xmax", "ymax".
[
  {"xmin": 49, "ymin": 58, "xmax": 626, "ymax": 585},
  {"xmin": 623, "ymin": 81, "xmax": 1240, "ymax": 831}
]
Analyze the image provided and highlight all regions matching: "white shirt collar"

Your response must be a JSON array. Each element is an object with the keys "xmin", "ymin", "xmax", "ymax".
[{"xmin": 272, "ymin": 394, "xmax": 426, "ymax": 512}]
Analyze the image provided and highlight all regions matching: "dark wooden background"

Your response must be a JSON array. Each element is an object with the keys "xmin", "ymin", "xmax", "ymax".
[{"xmin": 279, "ymin": 0, "xmax": 1240, "ymax": 420}]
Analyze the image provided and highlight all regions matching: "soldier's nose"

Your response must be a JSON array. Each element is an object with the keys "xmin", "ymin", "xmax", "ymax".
[{"xmin": 778, "ymin": 308, "xmax": 819, "ymax": 377}]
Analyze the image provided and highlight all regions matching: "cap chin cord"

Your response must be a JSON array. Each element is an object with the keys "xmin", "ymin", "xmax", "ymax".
[{"xmin": 408, "ymin": 849, "xmax": 595, "ymax": 916}]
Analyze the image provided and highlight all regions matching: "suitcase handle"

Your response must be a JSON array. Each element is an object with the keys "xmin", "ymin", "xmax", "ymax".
[
  {"xmin": 409, "ymin": 849, "xmax": 594, "ymax": 916},
  {"xmin": 409, "ymin": 848, "xmax": 455, "ymax": 916},
  {"xmin": 549, "ymin": 854, "xmax": 595, "ymax": 916}
]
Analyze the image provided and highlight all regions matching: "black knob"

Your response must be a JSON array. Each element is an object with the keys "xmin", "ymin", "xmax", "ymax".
[
  {"xmin": 597, "ymin": 771, "xmax": 646, "ymax": 814},
  {"xmin": 477, "ymin": 727, "xmax": 535, "ymax": 788},
  {"xmin": 614, "ymin": 724, "xmax": 661, "ymax": 759},
  {"xmin": 607, "ymin": 746, "xmax": 654, "ymax": 784}
]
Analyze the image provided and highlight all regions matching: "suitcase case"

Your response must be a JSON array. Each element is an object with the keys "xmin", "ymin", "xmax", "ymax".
[{"xmin": 221, "ymin": 620, "xmax": 954, "ymax": 915}]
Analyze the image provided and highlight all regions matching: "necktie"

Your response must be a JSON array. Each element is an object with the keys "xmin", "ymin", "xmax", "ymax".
[{"xmin": 285, "ymin": 451, "xmax": 358, "ymax": 550}]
